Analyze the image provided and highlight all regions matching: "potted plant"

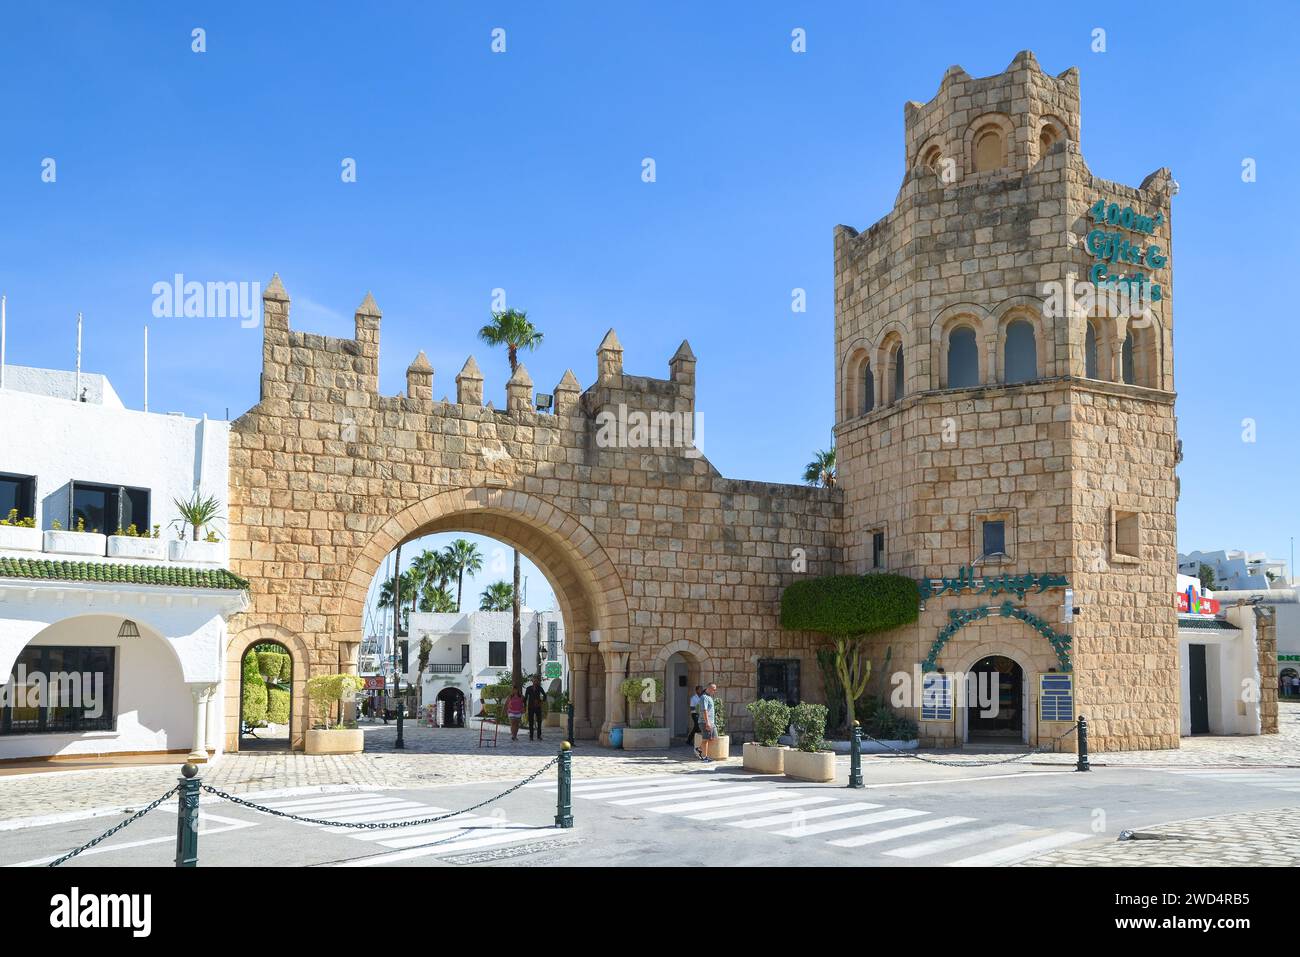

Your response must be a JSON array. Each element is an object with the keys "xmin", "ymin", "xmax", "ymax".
[
  {"xmin": 784, "ymin": 702, "xmax": 836, "ymax": 782},
  {"xmin": 106, "ymin": 522, "xmax": 167, "ymax": 561},
  {"xmin": 168, "ymin": 491, "xmax": 225, "ymax": 563},
  {"xmin": 44, "ymin": 517, "xmax": 107, "ymax": 557},
  {"xmin": 0, "ymin": 509, "xmax": 41, "ymax": 553},
  {"xmin": 743, "ymin": 698, "xmax": 791, "ymax": 773},
  {"xmin": 619, "ymin": 677, "xmax": 669, "ymax": 749},
  {"xmin": 305, "ymin": 673, "xmax": 366, "ymax": 754},
  {"xmin": 696, "ymin": 691, "xmax": 731, "ymax": 760}
]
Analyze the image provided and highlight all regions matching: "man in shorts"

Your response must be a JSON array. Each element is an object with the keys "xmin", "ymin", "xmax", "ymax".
[{"xmin": 696, "ymin": 682, "xmax": 717, "ymax": 762}]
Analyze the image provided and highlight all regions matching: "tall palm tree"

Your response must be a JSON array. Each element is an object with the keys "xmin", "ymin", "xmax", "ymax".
[
  {"xmin": 378, "ymin": 567, "xmax": 421, "ymax": 627},
  {"xmin": 443, "ymin": 539, "xmax": 484, "ymax": 611},
  {"xmin": 411, "ymin": 548, "xmax": 455, "ymax": 596},
  {"xmin": 803, "ymin": 447, "xmax": 837, "ymax": 489},
  {"xmin": 478, "ymin": 309, "xmax": 543, "ymax": 691},
  {"xmin": 479, "ymin": 581, "xmax": 515, "ymax": 612},
  {"xmin": 419, "ymin": 584, "xmax": 457, "ymax": 613}
]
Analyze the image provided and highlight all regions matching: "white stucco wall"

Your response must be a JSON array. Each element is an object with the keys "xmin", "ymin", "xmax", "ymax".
[
  {"xmin": 0, "ymin": 365, "xmax": 122, "ymax": 408},
  {"xmin": 1178, "ymin": 604, "xmax": 1261, "ymax": 737},
  {"xmin": 0, "ymin": 379, "xmax": 229, "ymax": 551}
]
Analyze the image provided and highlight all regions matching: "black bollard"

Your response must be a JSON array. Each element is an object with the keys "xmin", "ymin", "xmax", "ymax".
[
  {"xmin": 175, "ymin": 763, "xmax": 201, "ymax": 867},
  {"xmin": 1075, "ymin": 714, "xmax": 1090, "ymax": 772},
  {"xmin": 848, "ymin": 720, "xmax": 864, "ymax": 788},
  {"xmin": 555, "ymin": 742, "xmax": 574, "ymax": 828}
]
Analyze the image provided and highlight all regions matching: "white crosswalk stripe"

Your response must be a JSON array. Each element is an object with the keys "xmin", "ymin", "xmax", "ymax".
[
  {"xmin": 686, "ymin": 795, "xmax": 837, "ymax": 821},
  {"xmin": 730, "ymin": 801, "xmax": 883, "ymax": 829},
  {"xmin": 769, "ymin": 807, "xmax": 926, "ymax": 838},
  {"xmin": 946, "ymin": 830, "xmax": 1090, "ymax": 866},
  {"xmin": 576, "ymin": 781, "xmax": 735, "ymax": 801},
  {"xmin": 829, "ymin": 816, "xmax": 974, "ymax": 849},
  {"xmin": 882, "ymin": 822, "xmax": 1027, "ymax": 859},
  {"xmin": 607, "ymin": 784, "xmax": 748, "ymax": 806}
]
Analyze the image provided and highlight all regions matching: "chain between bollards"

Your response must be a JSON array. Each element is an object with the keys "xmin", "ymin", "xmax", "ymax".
[
  {"xmin": 1075, "ymin": 713, "xmax": 1091, "ymax": 772},
  {"xmin": 555, "ymin": 741, "xmax": 574, "ymax": 828},
  {"xmin": 175, "ymin": 763, "xmax": 201, "ymax": 867},
  {"xmin": 847, "ymin": 720, "xmax": 864, "ymax": 788}
]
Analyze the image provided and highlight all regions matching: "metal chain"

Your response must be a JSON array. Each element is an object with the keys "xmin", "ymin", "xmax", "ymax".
[
  {"xmin": 47, "ymin": 786, "xmax": 179, "ymax": 868},
  {"xmin": 201, "ymin": 755, "xmax": 560, "ymax": 829},
  {"xmin": 856, "ymin": 721, "xmax": 1080, "ymax": 768}
]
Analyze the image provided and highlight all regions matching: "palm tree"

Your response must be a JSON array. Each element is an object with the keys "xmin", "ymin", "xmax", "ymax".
[
  {"xmin": 803, "ymin": 447, "xmax": 837, "ymax": 489},
  {"xmin": 418, "ymin": 583, "xmax": 457, "ymax": 613},
  {"xmin": 443, "ymin": 539, "xmax": 484, "ymax": 611},
  {"xmin": 411, "ymin": 548, "xmax": 455, "ymax": 596},
  {"xmin": 478, "ymin": 309, "xmax": 543, "ymax": 691},
  {"xmin": 479, "ymin": 581, "xmax": 515, "ymax": 612}
]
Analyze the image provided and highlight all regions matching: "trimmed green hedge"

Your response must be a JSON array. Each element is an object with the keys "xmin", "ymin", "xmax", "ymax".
[
  {"xmin": 267, "ymin": 687, "xmax": 290, "ymax": 725},
  {"xmin": 257, "ymin": 652, "xmax": 290, "ymax": 682},
  {"xmin": 241, "ymin": 650, "xmax": 267, "ymax": 726},
  {"xmin": 780, "ymin": 574, "xmax": 919, "ymax": 636}
]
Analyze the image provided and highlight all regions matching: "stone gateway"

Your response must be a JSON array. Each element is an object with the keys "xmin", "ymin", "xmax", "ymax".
[{"xmin": 226, "ymin": 51, "xmax": 1180, "ymax": 754}]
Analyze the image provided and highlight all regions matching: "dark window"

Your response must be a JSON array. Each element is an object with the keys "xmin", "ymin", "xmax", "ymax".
[
  {"xmin": 872, "ymin": 531, "xmax": 886, "ymax": 569},
  {"xmin": 2, "ymin": 646, "xmax": 116, "ymax": 735},
  {"xmin": 757, "ymin": 659, "xmax": 801, "ymax": 707},
  {"xmin": 70, "ymin": 482, "xmax": 150, "ymax": 534},
  {"xmin": 1122, "ymin": 332, "xmax": 1136, "ymax": 385},
  {"xmin": 891, "ymin": 347, "xmax": 905, "ymax": 403},
  {"xmin": 982, "ymin": 520, "xmax": 1006, "ymax": 558},
  {"xmin": 861, "ymin": 362, "xmax": 875, "ymax": 414},
  {"xmin": 1085, "ymin": 322, "xmax": 1099, "ymax": 379},
  {"xmin": 460, "ymin": 644, "xmax": 470, "ymax": 666},
  {"xmin": 1003, "ymin": 320, "xmax": 1037, "ymax": 384},
  {"xmin": 946, "ymin": 328, "xmax": 979, "ymax": 388},
  {"xmin": 488, "ymin": 641, "xmax": 507, "ymax": 668},
  {"xmin": 0, "ymin": 473, "xmax": 36, "ymax": 523}
]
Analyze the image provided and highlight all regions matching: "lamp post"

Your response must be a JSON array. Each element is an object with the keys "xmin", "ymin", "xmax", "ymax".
[{"xmin": 392, "ymin": 543, "xmax": 405, "ymax": 750}]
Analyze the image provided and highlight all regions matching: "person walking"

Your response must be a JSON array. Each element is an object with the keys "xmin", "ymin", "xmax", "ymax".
[
  {"xmin": 687, "ymin": 685, "xmax": 703, "ymax": 749},
  {"xmin": 525, "ymin": 674, "xmax": 547, "ymax": 741},
  {"xmin": 696, "ymin": 682, "xmax": 717, "ymax": 762},
  {"xmin": 507, "ymin": 688, "xmax": 526, "ymax": 741}
]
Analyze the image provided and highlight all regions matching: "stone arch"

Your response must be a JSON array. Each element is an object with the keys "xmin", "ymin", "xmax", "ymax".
[
  {"xmin": 1121, "ymin": 316, "xmax": 1163, "ymax": 389},
  {"xmin": 649, "ymin": 638, "xmax": 717, "ymax": 736},
  {"xmin": 952, "ymin": 642, "xmax": 1041, "ymax": 746},
  {"xmin": 993, "ymin": 302, "xmax": 1049, "ymax": 384},
  {"xmin": 1034, "ymin": 114, "xmax": 1069, "ymax": 164},
  {"xmin": 965, "ymin": 112, "xmax": 1014, "ymax": 175},
  {"xmin": 225, "ymin": 623, "xmax": 311, "ymax": 751},
  {"xmin": 914, "ymin": 134, "xmax": 948, "ymax": 180},
  {"xmin": 336, "ymin": 487, "xmax": 632, "ymax": 739},
  {"xmin": 839, "ymin": 339, "xmax": 875, "ymax": 421},
  {"xmin": 932, "ymin": 307, "xmax": 989, "ymax": 390},
  {"xmin": 875, "ymin": 325, "xmax": 908, "ymax": 406}
]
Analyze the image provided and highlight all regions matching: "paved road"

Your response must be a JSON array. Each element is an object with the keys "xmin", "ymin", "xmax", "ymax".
[{"xmin": 6, "ymin": 761, "xmax": 1299, "ymax": 868}]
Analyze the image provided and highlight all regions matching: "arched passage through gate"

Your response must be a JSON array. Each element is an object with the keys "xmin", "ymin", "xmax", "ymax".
[{"xmin": 338, "ymin": 488, "xmax": 633, "ymax": 741}]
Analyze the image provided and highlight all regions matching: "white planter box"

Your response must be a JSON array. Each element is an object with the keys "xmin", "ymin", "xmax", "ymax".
[
  {"xmin": 742, "ymin": 742, "xmax": 788, "ymax": 774},
  {"xmin": 784, "ymin": 749, "xmax": 837, "ymax": 783},
  {"xmin": 305, "ymin": 729, "xmax": 364, "ymax": 755},
  {"xmin": 44, "ymin": 530, "xmax": 107, "ymax": 558},
  {"xmin": 168, "ymin": 539, "xmax": 225, "ymax": 564},
  {"xmin": 0, "ymin": 526, "xmax": 42, "ymax": 553},
  {"xmin": 107, "ymin": 536, "xmax": 167, "ymax": 561},
  {"xmin": 694, "ymin": 733, "xmax": 731, "ymax": 761},
  {"xmin": 622, "ymin": 727, "xmax": 671, "ymax": 750}
]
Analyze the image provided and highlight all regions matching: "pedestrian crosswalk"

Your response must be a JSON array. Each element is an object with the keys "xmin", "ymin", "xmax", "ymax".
[
  {"xmin": 1158, "ymin": 768, "xmax": 1300, "ymax": 792},
  {"xmin": 245, "ymin": 790, "xmax": 564, "ymax": 867},
  {"xmin": 526, "ymin": 772, "xmax": 1090, "ymax": 865}
]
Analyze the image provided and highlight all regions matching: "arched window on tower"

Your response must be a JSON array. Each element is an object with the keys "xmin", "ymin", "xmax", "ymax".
[
  {"xmin": 862, "ymin": 361, "xmax": 875, "ymax": 414},
  {"xmin": 1122, "ymin": 331, "xmax": 1136, "ymax": 385},
  {"xmin": 946, "ymin": 327, "xmax": 979, "ymax": 388},
  {"xmin": 921, "ymin": 145, "xmax": 942, "ymax": 173},
  {"xmin": 1003, "ymin": 320, "xmax": 1038, "ymax": 384},
  {"xmin": 891, "ymin": 345, "xmax": 905, "ymax": 404},
  {"xmin": 973, "ymin": 125, "xmax": 1005, "ymax": 173},
  {"xmin": 1085, "ymin": 321, "xmax": 1099, "ymax": 379}
]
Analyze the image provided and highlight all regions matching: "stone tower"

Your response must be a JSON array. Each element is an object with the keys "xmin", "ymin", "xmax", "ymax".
[{"xmin": 834, "ymin": 51, "xmax": 1179, "ymax": 752}]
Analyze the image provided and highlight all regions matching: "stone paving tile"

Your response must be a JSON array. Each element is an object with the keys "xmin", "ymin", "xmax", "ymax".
[{"xmin": 1020, "ymin": 806, "xmax": 1300, "ymax": 867}]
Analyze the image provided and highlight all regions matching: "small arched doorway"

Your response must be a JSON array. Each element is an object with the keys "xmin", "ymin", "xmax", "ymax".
[
  {"xmin": 436, "ymin": 686, "xmax": 466, "ymax": 727},
  {"xmin": 966, "ymin": 655, "xmax": 1024, "ymax": 743},
  {"xmin": 239, "ymin": 641, "xmax": 294, "ymax": 752},
  {"xmin": 665, "ymin": 652, "xmax": 694, "ymax": 743}
]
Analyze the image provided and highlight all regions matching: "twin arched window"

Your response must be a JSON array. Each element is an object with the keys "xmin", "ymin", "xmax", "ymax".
[
  {"xmin": 890, "ymin": 345, "xmax": 905, "ymax": 404},
  {"xmin": 1002, "ymin": 320, "xmax": 1037, "ymax": 384},
  {"xmin": 946, "ymin": 327, "xmax": 979, "ymax": 388},
  {"xmin": 861, "ymin": 361, "xmax": 875, "ymax": 414}
]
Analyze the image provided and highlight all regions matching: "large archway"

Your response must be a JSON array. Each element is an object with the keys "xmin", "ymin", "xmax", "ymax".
[
  {"xmin": 224, "ymin": 625, "xmax": 310, "ymax": 751},
  {"xmin": 338, "ymin": 488, "xmax": 633, "ymax": 741}
]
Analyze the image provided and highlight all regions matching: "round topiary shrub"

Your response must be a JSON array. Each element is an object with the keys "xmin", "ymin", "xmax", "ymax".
[
  {"xmin": 790, "ymin": 702, "xmax": 829, "ymax": 753},
  {"xmin": 747, "ymin": 698, "xmax": 791, "ymax": 747}
]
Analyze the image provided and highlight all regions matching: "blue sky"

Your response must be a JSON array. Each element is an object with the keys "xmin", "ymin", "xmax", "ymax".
[{"xmin": 2, "ymin": 2, "xmax": 1297, "ymax": 577}]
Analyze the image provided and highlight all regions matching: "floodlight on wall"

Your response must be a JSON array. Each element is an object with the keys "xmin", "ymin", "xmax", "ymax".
[
  {"xmin": 117, "ymin": 619, "xmax": 140, "ymax": 639},
  {"xmin": 535, "ymin": 392, "xmax": 554, "ymax": 412}
]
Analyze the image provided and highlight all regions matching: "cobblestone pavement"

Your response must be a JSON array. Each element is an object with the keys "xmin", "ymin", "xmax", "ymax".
[{"xmin": 1020, "ymin": 806, "xmax": 1300, "ymax": 867}]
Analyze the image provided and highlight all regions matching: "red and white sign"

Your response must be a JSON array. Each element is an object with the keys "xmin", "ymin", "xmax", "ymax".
[
  {"xmin": 1176, "ymin": 591, "xmax": 1220, "ymax": 616},
  {"xmin": 363, "ymin": 676, "xmax": 386, "ymax": 690}
]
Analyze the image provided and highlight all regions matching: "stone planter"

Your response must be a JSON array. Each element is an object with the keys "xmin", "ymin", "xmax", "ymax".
[
  {"xmin": 621, "ymin": 726, "xmax": 671, "ymax": 750},
  {"xmin": 695, "ymin": 733, "xmax": 731, "ymax": 761},
  {"xmin": 107, "ymin": 535, "xmax": 167, "ymax": 561},
  {"xmin": 784, "ymin": 749, "xmax": 836, "ymax": 783},
  {"xmin": 44, "ymin": 529, "xmax": 107, "ymax": 558},
  {"xmin": 0, "ymin": 525, "xmax": 42, "ymax": 553},
  {"xmin": 305, "ymin": 728, "xmax": 364, "ymax": 755},
  {"xmin": 168, "ymin": 539, "xmax": 224, "ymax": 564},
  {"xmin": 546, "ymin": 712, "xmax": 564, "ymax": 728},
  {"xmin": 742, "ymin": 742, "xmax": 788, "ymax": 774}
]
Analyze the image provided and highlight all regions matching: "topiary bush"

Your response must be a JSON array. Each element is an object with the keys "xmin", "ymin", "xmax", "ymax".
[
  {"xmin": 747, "ymin": 698, "xmax": 791, "ymax": 747},
  {"xmin": 306, "ymin": 674, "xmax": 365, "ymax": 729},
  {"xmin": 257, "ymin": 651, "xmax": 289, "ymax": 682},
  {"xmin": 267, "ymin": 687, "xmax": 290, "ymax": 725},
  {"xmin": 790, "ymin": 702, "xmax": 828, "ymax": 753},
  {"xmin": 780, "ymin": 574, "xmax": 919, "ymax": 635},
  {"xmin": 241, "ymin": 649, "xmax": 267, "ymax": 727}
]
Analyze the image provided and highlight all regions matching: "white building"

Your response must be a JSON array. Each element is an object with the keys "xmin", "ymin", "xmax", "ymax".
[
  {"xmin": 0, "ymin": 366, "xmax": 245, "ymax": 763},
  {"xmin": 1176, "ymin": 573, "xmax": 1265, "ymax": 736},
  {"xmin": 404, "ymin": 609, "xmax": 567, "ymax": 724},
  {"xmin": 1178, "ymin": 549, "xmax": 1292, "ymax": 591}
]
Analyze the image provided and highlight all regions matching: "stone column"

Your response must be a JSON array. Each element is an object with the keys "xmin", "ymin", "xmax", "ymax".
[
  {"xmin": 186, "ymin": 683, "xmax": 216, "ymax": 763},
  {"xmin": 339, "ymin": 641, "xmax": 360, "ymax": 724},
  {"xmin": 568, "ymin": 650, "xmax": 594, "ymax": 738},
  {"xmin": 600, "ymin": 650, "xmax": 630, "ymax": 745}
]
